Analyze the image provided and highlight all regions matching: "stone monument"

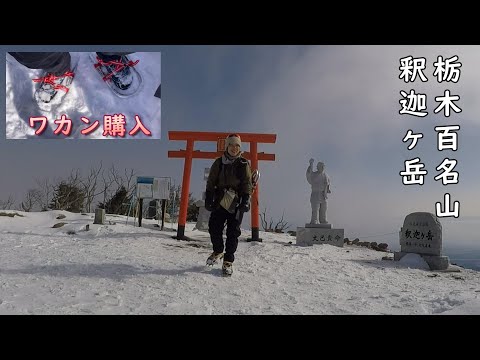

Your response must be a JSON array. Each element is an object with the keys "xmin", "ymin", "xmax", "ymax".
[
  {"xmin": 296, "ymin": 159, "xmax": 344, "ymax": 247},
  {"xmin": 394, "ymin": 212, "xmax": 451, "ymax": 270},
  {"xmin": 195, "ymin": 168, "xmax": 212, "ymax": 231},
  {"xmin": 94, "ymin": 208, "xmax": 105, "ymax": 225},
  {"xmin": 195, "ymin": 197, "xmax": 210, "ymax": 231}
]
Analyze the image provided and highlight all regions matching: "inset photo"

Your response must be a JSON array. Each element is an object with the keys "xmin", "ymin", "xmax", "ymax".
[{"xmin": 6, "ymin": 51, "xmax": 161, "ymax": 139}]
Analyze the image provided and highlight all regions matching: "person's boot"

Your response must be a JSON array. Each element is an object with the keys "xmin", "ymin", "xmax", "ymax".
[
  {"xmin": 206, "ymin": 252, "xmax": 223, "ymax": 266},
  {"xmin": 222, "ymin": 260, "xmax": 233, "ymax": 276}
]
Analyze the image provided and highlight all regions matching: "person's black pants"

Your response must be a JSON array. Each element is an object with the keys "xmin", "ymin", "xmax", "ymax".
[
  {"xmin": 8, "ymin": 52, "xmax": 71, "ymax": 75},
  {"xmin": 208, "ymin": 207, "xmax": 243, "ymax": 262}
]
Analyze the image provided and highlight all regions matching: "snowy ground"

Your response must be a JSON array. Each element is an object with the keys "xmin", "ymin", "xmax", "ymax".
[
  {"xmin": 6, "ymin": 52, "xmax": 161, "ymax": 139},
  {"xmin": 0, "ymin": 210, "xmax": 479, "ymax": 315}
]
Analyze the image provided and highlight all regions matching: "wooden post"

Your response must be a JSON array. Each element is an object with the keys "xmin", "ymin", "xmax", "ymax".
[
  {"xmin": 138, "ymin": 198, "xmax": 143, "ymax": 227},
  {"xmin": 161, "ymin": 199, "xmax": 167, "ymax": 230}
]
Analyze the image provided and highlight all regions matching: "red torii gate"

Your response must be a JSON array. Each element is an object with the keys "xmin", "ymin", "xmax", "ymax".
[{"xmin": 168, "ymin": 131, "xmax": 277, "ymax": 241}]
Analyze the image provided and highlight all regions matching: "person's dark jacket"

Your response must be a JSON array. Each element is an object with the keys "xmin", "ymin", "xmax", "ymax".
[{"xmin": 206, "ymin": 156, "xmax": 252, "ymax": 211}]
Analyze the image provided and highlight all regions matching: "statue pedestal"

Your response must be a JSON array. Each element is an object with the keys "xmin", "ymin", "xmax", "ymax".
[
  {"xmin": 305, "ymin": 223, "xmax": 332, "ymax": 229},
  {"xmin": 296, "ymin": 226, "xmax": 344, "ymax": 247}
]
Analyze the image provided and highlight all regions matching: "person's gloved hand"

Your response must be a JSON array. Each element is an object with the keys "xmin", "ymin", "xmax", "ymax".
[
  {"xmin": 238, "ymin": 194, "xmax": 251, "ymax": 213},
  {"xmin": 205, "ymin": 191, "xmax": 215, "ymax": 212}
]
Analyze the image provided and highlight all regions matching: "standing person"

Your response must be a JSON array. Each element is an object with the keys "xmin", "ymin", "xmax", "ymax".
[
  {"xmin": 8, "ymin": 52, "xmax": 138, "ymax": 104},
  {"xmin": 204, "ymin": 134, "xmax": 253, "ymax": 276},
  {"xmin": 306, "ymin": 159, "xmax": 331, "ymax": 224}
]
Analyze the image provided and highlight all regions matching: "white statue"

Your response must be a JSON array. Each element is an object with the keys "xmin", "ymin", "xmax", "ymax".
[{"xmin": 306, "ymin": 159, "xmax": 331, "ymax": 224}]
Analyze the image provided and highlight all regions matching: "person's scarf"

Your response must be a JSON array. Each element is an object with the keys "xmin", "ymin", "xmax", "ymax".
[{"xmin": 222, "ymin": 150, "xmax": 241, "ymax": 165}]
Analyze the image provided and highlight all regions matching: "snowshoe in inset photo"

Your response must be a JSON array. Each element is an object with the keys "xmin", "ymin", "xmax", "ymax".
[
  {"xmin": 32, "ymin": 53, "xmax": 79, "ymax": 111},
  {"xmin": 90, "ymin": 53, "xmax": 143, "ymax": 98}
]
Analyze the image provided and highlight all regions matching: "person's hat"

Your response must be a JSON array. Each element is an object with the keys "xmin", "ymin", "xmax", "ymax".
[{"xmin": 225, "ymin": 133, "xmax": 241, "ymax": 149}]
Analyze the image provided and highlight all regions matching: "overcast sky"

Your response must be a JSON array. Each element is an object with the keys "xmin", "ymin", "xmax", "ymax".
[{"xmin": 1, "ymin": 45, "xmax": 479, "ymax": 246}]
